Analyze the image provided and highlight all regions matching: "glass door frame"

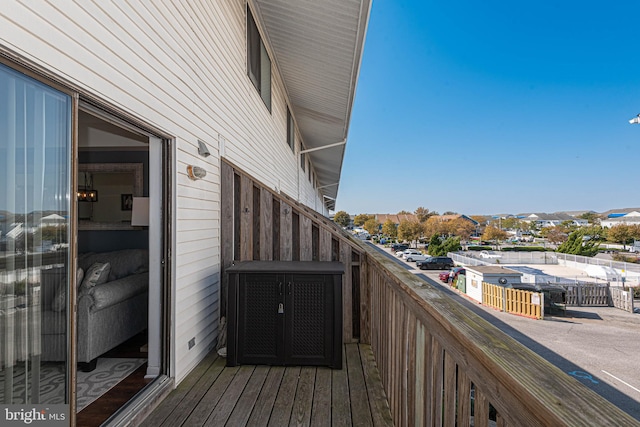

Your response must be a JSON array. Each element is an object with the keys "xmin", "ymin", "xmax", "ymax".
[{"xmin": 1, "ymin": 54, "xmax": 173, "ymax": 425}]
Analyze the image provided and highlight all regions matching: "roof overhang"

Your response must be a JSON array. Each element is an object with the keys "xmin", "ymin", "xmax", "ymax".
[{"xmin": 251, "ymin": 0, "xmax": 371, "ymax": 206}]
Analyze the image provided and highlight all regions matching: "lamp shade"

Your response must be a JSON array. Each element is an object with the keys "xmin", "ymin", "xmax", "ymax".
[{"xmin": 131, "ymin": 197, "xmax": 150, "ymax": 226}]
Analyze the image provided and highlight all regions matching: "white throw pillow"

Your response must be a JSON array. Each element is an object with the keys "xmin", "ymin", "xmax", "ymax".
[{"xmin": 80, "ymin": 262, "xmax": 111, "ymax": 293}]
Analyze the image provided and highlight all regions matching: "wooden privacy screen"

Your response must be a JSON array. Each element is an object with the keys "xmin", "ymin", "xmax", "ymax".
[{"xmin": 220, "ymin": 160, "xmax": 365, "ymax": 343}]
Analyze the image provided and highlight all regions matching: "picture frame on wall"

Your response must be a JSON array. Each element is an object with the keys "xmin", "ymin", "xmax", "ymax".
[{"xmin": 121, "ymin": 194, "xmax": 133, "ymax": 211}]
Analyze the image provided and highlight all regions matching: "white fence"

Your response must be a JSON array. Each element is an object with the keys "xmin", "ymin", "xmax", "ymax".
[{"xmin": 557, "ymin": 253, "xmax": 640, "ymax": 274}]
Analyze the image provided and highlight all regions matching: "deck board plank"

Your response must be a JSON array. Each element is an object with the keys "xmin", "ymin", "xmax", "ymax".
[
  {"xmin": 268, "ymin": 366, "xmax": 301, "ymax": 427},
  {"xmin": 226, "ymin": 365, "xmax": 270, "ymax": 426},
  {"xmin": 143, "ymin": 345, "xmax": 391, "ymax": 427},
  {"xmin": 247, "ymin": 366, "xmax": 285, "ymax": 427},
  {"xmin": 289, "ymin": 366, "xmax": 316, "ymax": 427},
  {"xmin": 204, "ymin": 365, "xmax": 255, "ymax": 426},
  {"xmin": 310, "ymin": 367, "xmax": 332, "ymax": 427},
  {"xmin": 346, "ymin": 344, "xmax": 373, "ymax": 427},
  {"xmin": 184, "ymin": 365, "xmax": 240, "ymax": 426},
  {"xmin": 139, "ymin": 351, "xmax": 219, "ymax": 427},
  {"xmin": 359, "ymin": 344, "xmax": 394, "ymax": 427},
  {"xmin": 332, "ymin": 346, "xmax": 352, "ymax": 427}
]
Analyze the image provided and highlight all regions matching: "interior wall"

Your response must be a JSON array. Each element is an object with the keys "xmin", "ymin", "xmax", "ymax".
[{"xmin": 78, "ymin": 150, "xmax": 150, "ymax": 253}]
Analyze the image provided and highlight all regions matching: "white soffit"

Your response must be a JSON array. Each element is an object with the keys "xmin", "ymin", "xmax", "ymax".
[{"xmin": 252, "ymin": 0, "xmax": 371, "ymax": 201}]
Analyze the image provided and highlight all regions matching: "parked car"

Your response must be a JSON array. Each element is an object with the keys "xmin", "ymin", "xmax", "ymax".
[
  {"xmin": 416, "ymin": 256, "xmax": 454, "ymax": 270},
  {"xmin": 438, "ymin": 271, "xmax": 451, "ymax": 282},
  {"xmin": 479, "ymin": 250, "xmax": 501, "ymax": 259},
  {"xmin": 390, "ymin": 243, "xmax": 408, "ymax": 253},
  {"xmin": 405, "ymin": 252, "xmax": 430, "ymax": 262},
  {"xmin": 399, "ymin": 249, "xmax": 422, "ymax": 259}
]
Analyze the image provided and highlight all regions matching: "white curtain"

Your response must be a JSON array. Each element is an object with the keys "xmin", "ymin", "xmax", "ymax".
[{"xmin": 0, "ymin": 63, "xmax": 71, "ymax": 404}]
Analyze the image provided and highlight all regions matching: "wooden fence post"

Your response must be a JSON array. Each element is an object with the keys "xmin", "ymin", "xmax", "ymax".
[
  {"xmin": 502, "ymin": 286, "xmax": 507, "ymax": 312},
  {"xmin": 577, "ymin": 284, "xmax": 582, "ymax": 307}
]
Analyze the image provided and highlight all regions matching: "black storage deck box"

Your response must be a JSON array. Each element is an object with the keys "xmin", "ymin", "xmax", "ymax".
[{"xmin": 226, "ymin": 261, "xmax": 343, "ymax": 369}]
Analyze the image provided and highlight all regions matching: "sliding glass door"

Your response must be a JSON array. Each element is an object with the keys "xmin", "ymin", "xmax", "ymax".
[{"xmin": 0, "ymin": 63, "xmax": 72, "ymax": 416}]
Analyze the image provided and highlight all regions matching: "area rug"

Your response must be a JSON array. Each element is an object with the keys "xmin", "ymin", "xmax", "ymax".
[
  {"xmin": 1, "ymin": 358, "xmax": 146, "ymax": 410},
  {"xmin": 76, "ymin": 358, "xmax": 146, "ymax": 410}
]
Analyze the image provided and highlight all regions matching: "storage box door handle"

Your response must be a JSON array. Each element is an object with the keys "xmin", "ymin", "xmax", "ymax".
[
  {"xmin": 287, "ymin": 282, "xmax": 292, "ymax": 295},
  {"xmin": 278, "ymin": 302, "xmax": 284, "ymax": 314}
]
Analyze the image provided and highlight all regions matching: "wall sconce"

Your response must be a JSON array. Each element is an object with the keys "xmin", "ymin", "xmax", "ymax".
[
  {"xmin": 187, "ymin": 165, "xmax": 207, "ymax": 180},
  {"xmin": 197, "ymin": 140, "xmax": 211, "ymax": 157}
]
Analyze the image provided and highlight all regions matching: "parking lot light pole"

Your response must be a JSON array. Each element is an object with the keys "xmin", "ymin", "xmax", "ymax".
[{"xmin": 629, "ymin": 114, "xmax": 640, "ymax": 124}]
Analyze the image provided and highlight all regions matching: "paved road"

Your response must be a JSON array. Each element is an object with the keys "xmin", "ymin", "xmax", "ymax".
[{"xmin": 368, "ymin": 243, "xmax": 640, "ymax": 421}]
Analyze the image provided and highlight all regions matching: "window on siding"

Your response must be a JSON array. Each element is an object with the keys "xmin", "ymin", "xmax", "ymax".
[
  {"xmin": 287, "ymin": 107, "xmax": 295, "ymax": 151},
  {"xmin": 247, "ymin": 8, "xmax": 271, "ymax": 111},
  {"xmin": 300, "ymin": 153, "xmax": 305, "ymax": 172},
  {"xmin": 308, "ymin": 163, "xmax": 312, "ymax": 181}
]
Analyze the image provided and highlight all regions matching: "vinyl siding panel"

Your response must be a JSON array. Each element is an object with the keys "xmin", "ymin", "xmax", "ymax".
[{"xmin": 1, "ymin": 0, "xmax": 326, "ymax": 384}]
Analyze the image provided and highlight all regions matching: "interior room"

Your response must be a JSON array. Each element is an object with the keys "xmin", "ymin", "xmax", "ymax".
[{"xmin": 74, "ymin": 110, "xmax": 152, "ymax": 421}]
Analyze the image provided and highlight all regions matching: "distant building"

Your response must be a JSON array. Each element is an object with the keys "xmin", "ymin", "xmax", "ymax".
[
  {"xmin": 433, "ymin": 214, "xmax": 479, "ymax": 226},
  {"xmin": 521, "ymin": 213, "xmax": 588, "ymax": 228},
  {"xmin": 601, "ymin": 211, "xmax": 640, "ymax": 228},
  {"xmin": 40, "ymin": 214, "xmax": 66, "ymax": 227}
]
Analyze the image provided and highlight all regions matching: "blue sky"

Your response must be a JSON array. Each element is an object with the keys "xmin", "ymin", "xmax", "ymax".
[{"xmin": 335, "ymin": 1, "xmax": 640, "ymax": 216}]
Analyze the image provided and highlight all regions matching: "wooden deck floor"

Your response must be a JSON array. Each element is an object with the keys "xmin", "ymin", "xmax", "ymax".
[{"xmin": 140, "ymin": 343, "xmax": 393, "ymax": 427}]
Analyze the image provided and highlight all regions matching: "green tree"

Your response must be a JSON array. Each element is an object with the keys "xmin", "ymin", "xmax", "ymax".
[
  {"xmin": 557, "ymin": 229, "xmax": 599, "ymax": 256},
  {"xmin": 442, "ymin": 236, "xmax": 462, "ymax": 254},
  {"xmin": 353, "ymin": 213, "xmax": 373, "ymax": 227},
  {"xmin": 382, "ymin": 219, "xmax": 398, "ymax": 239},
  {"xmin": 428, "ymin": 234, "xmax": 443, "ymax": 256},
  {"xmin": 363, "ymin": 218, "xmax": 380, "ymax": 236},
  {"xmin": 397, "ymin": 210, "xmax": 411, "ymax": 215},
  {"xmin": 333, "ymin": 210, "xmax": 350, "ymax": 228}
]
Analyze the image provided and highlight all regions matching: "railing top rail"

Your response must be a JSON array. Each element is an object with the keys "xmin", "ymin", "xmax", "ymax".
[{"xmin": 355, "ymin": 240, "xmax": 639, "ymax": 427}]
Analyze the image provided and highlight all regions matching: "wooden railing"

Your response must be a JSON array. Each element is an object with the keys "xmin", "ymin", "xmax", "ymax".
[
  {"xmin": 221, "ymin": 161, "xmax": 638, "ymax": 426},
  {"xmin": 356, "ymin": 241, "xmax": 639, "ymax": 427}
]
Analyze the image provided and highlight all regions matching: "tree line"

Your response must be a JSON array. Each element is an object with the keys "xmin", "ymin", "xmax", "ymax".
[{"xmin": 333, "ymin": 209, "xmax": 640, "ymax": 258}]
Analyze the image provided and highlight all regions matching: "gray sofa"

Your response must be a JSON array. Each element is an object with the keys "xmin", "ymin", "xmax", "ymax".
[{"xmin": 41, "ymin": 249, "xmax": 149, "ymax": 370}]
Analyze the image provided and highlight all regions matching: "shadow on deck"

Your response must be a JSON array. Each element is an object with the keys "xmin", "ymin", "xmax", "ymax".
[{"xmin": 141, "ymin": 343, "xmax": 393, "ymax": 427}]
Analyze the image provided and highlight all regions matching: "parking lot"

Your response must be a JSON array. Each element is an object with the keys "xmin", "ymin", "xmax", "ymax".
[{"xmin": 370, "ymin": 242, "xmax": 640, "ymax": 421}]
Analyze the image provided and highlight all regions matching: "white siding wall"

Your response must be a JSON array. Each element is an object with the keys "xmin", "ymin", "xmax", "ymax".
[{"xmin": 1, "ymin": 0, "xmax": 326, "ymax": 383}]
